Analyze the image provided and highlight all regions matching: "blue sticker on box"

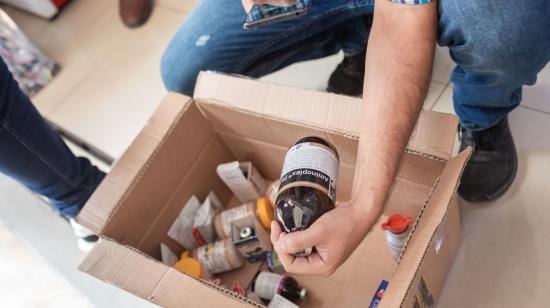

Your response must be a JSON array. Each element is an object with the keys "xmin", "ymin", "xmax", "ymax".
[{"xmin": 369, "ymin": 280, "xmax": 389, "ymax": 308}]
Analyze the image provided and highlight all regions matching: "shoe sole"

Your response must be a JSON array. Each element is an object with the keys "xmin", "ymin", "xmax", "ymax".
[
  {"xmin": 326, "ymin": 85, "xmax": 363, "ymax": 97},
  {"xmin": 459, "ymin": 143, "xmax": 518, "ymax": 203}
]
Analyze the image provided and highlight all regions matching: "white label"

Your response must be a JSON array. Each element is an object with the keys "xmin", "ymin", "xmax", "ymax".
[
  {"xmin": 217, "ymin": 161, "xmax": 264, "ymax": 203},
  {"xmin": 217, "ymin": 204, "xmax": 253, "ymax": 238},
  {"xmin": 193, "ymin": 192, "xmax": 223, "ymax": 244},
  {"xmin": 254, "ymin": 272, "xmax": 283, "ymax": 300},
  {"xmin": 384, "ymin": 230, "xmax": 410, "ymax": 259},
  {"xmin": 196, "ymin": 240, "xmax": 234, "ymax": 274},
  {"xmin": 167, "ymin": 196, "xmax": 201, "ymax": 249},
  {"xmin": 268, "ymin": 294, "xmax": 299, "ymax": 308},
  {"xmin": 160, "ymin": 243, "xmax": 178, "ymax": 267},
  {"xmin": 280, "ymin": 142, "xmax": 338, "ymax": 200}
]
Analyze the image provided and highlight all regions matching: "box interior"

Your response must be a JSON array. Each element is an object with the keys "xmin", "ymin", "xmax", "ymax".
[{"xmin": 96, "ymin": 98, "xmax": 446, "ymax": 307}]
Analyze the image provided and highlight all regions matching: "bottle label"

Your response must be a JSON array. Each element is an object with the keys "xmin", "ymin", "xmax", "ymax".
[
  {"xmin": 217, "ymin": 203, "xmax": 253, "ymax": 238},
  {"xmin": 196, "ymin": 239, "xmax": 234, "ymax": 274},
  {"xmin": 268, "ymin": 294, "xmax": 299, "ymax": 308},
  {"xmin": 384, "ymin": 229, "xmax": 410, "ymax": 258},
  {"xmin": 254, "ymin": 272, "xmax": 284, "ymax": 300},
  {"xmin": 279, "ymin": 142, "xmax": 338, "ymax": 201}
]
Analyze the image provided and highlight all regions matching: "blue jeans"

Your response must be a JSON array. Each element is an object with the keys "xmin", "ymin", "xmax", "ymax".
[
  {"xmin": 161, "ymin": 0, "xmax": 550, "ymax": 130},
  {"xmin": 0, "ymin": 58, "xmax": 105, "ymax": 218}
]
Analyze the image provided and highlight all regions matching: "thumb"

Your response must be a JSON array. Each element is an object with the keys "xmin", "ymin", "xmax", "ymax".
[{"xmin": 274, "ymin": 225, "xmax": 322, "ymax": 255}]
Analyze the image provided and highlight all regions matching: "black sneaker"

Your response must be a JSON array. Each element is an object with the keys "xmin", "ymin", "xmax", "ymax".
[
  {"xmin": 327, "ymin": 51, "xmax": 366, "ymax": 96},
  {"xmin": 458, "ymin": 117, "xmax": 518, "ymax": 202}
]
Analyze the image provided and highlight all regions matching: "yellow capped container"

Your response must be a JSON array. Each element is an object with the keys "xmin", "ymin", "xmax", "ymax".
[
  {"xmin": 214, "ymin": 198, "xmax": 275, "ymax": 238},
  {"xmin": 255, "ymin": 197, "xmax": 273, "ymax": 230},
  {"xmin": 175, "ymin": 251, "xmax": 202, "ymax": 279}
]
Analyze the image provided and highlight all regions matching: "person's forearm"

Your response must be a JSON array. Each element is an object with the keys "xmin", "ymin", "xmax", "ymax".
[{"xmin": 351, "ymin": 1, "xmax": 437, "ymax": 225}]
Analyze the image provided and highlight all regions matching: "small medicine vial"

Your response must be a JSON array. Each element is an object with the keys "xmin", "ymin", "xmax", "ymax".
[
  {"xmin": 252, "ymin": 272, "xmax": 307, "ymax": 302},
  {"xmin": 214, "ymin": 198, "xmax": 273, "ymax": 239},
  {"xmin": 381, "ymin": 214, "xmax": 414, "ymax": 259},
  {"xmin": 275, "ymin": 136, "xmax": 339, "ymax": 257},
  {"xmin": 192, "ymin": 238, "xmax": 244, "ymax": 274}
]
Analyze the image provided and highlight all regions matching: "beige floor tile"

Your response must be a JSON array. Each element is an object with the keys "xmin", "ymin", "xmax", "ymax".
[
  {"xmin": 432, "ymin": 46, "xmax": 454, "ymax": 85},
  {"xmin": 439, "ymin": 107, "xmax": 550, "ymax": 308},
  {"xmin": 423, "ymin": 81, "xmax": 447, "ymax": 110},
  {"xmin": 522, "ymin": 65, "xmax": 550, "ymax": 114},
  {"xmin": 48, "ymin": 7, "xmax": 186, "ymax": 159},
  {"xmin": 431, "ymin": 84, "xmax": 454, "ymax": 114},
  {"xmin": 261, "ymin": 52, "xmax": 344, "ymax": 92},
  {"xmin": 0, "ymin": 5, "xmax": 49, "ymax": 39},
  {"xmin": 64, "ymin": 138, "xmax": 111, "ymax": 173},
  {"xmin": 157, "ymin": 0, "xmax": 199, "ymax": 13},
  {"xmin": 3, "ymin": 1, "xmax": 129, "ymax": 116},
  {"xmin": 0, "ymin": 223, "xmax": 95, "ymax": 308}
]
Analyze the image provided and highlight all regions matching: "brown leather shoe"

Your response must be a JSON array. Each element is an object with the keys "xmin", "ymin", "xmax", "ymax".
[{"xmin": 119, "ymin": 0, "xmax": 154, "ymax": 28}]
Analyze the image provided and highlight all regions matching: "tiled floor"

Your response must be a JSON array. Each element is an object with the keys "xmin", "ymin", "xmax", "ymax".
[
  {"xmin": 1, "ymin": 1, "xmax": 549, "ymax": 307},
  {"xmin": 0, "ymin": 223, "xmax": 94, "ymax": 307}
]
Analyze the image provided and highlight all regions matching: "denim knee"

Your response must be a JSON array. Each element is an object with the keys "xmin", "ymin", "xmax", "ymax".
[
  {"xmin": 439, "ymin": 0, "xmax": 550, "ymax": 83},
  {"xmin": 160, "ymin": 44, "xmax": 197, "ymax": 96}
]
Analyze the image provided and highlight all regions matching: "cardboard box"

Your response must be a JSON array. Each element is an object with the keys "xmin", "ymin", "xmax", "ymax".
[{"xmin": 77, "ymin": 71, "xmax": 469, "ymax": 308}]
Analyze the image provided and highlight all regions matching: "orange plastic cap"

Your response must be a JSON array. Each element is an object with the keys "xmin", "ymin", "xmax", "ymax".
[
  {"xmin": 175, "ymin": 257, "xmax": 202, "ymax": 279},
  {"xmin": 381, "ymin": 214, "xmax": 414, "ymax": 234},
  {"xmin": 256, "ymin": 197, "xmax": 274, "ymax": 230}
]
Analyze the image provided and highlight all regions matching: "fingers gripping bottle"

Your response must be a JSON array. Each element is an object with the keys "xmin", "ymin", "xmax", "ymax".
[{"xmin": 275, "ymin": 136, "xmax": 339, "ymax": 257}]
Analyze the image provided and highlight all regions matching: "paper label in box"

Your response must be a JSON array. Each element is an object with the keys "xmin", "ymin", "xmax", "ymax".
[
  {"xmin": 160, "ymin": 243, "xmax": 178, "ymax": 267},
  {"xmin": 167, "ymin": 196, "xmax": 201, "ymax": 249},
  {"xmin": 217, "ymin": 161, "xmax": 267, "ymax": 203},
  {"xmin": 193, "ymin": 191, "xmax": 223, "ymax": 245}
]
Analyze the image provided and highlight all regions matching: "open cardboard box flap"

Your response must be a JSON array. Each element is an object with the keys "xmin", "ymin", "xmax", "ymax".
[
  {"xmin": 80, "ymin": 238, "xmax": 248, "ymax": 308},
  {"xmin": 193, "ymin": 71, "xmax": 458, "ymax": 161},
  {"xmin": 379, "ymin": 149, "xmax": 471, "ymax": 307},
  {"xmin": 77, "ymin": 71, "xmax": 468, "ymax": 307}
]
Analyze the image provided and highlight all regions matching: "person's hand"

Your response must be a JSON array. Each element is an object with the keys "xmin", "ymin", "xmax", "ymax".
[
  {"xmin": 241, "ymin": 0, "xmax": 295, "ymax": 13},
  {"xmin": 270, "ymin": 202, "xmax": 375, "ymax": 276}
]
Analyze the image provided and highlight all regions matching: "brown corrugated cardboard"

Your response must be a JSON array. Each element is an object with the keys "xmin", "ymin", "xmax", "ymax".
[{"xmin": 78, "ymin": 72, "xmax": 469, "ymax": 307}]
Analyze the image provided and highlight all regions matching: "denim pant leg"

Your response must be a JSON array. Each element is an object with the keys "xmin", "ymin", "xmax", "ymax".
[
  {"xmin": 0, "ymin": 58, "xmax": 105, "ymax": 218},
  {"xmin": 439, "ymin": 0, "xmax": 550, "ymax": 130},
  {"xmin": 161, "ymin": 0, "xmax": 374, "ymax": 96}
]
